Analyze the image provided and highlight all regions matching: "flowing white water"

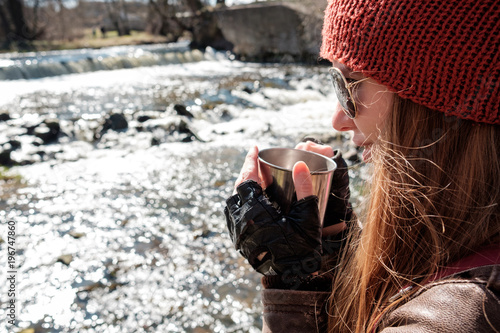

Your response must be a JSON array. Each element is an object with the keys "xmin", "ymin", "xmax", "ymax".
[
  {"xmin": 0, "ymin": 49, "xmax": 364, "ymax": 332},
  {"xmin": 0, "ymin": 41, "xmax": 205, "ymax": 81}
]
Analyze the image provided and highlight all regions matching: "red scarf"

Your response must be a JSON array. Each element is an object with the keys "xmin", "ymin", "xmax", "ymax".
[{"xmin": 429, "ymin": 243, "xmax": 500, "ymax": 283}]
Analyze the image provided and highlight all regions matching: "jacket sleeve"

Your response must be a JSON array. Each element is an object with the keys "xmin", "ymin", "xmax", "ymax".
[
  {"xmin": 379, "ymin": 267, "xmax": 500, "ymax": 333},
  {"xmin": 261, "ymin": 289, "xmax": 330, "ymax": 333}
]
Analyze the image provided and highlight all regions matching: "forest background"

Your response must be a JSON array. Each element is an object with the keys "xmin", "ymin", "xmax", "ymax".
[{"xmin": 0, "ymin": 0, "xmax": 326, "ymax": 54}]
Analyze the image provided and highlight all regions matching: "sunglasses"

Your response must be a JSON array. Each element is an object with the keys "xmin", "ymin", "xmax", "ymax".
[{"xmin": 329, "ymin": 67, "xmax": 368, "ymax": 119}]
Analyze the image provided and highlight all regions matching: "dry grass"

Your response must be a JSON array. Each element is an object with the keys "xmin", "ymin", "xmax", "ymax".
[{"xmin": 3, "ymin": 30, "xmax": 171, "ymax": 53}]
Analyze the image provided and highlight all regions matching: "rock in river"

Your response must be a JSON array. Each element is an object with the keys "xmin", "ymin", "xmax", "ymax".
[{"xmin": 34, "ymin": 119, "xmax": 61, "ymax": 144}]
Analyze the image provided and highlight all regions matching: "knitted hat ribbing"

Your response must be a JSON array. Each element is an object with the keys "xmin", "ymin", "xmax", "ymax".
[{"xmin": 320, "ymin": 0, "xmax": 500, "ymax": 125}]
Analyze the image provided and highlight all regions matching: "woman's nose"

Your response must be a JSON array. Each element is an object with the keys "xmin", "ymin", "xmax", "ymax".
[{"xmin": 331, "ymin": 102, "xmax": 354, "ymax": 132}]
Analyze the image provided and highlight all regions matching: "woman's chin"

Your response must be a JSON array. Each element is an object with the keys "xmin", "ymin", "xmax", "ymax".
[{"xmin": 362, "ymin": 146, "xmax": 373, "ymax": 162}]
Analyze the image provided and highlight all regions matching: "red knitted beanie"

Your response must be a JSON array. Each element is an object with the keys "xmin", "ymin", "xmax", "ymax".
[{"xmin": 321, "ymin": 0, "xmax": 500, "ymax": 125}]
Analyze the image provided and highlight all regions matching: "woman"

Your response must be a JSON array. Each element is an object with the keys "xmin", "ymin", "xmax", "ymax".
[{"xmin": 224, "ymin": 0, "xmax": 500, "ymax": 332}]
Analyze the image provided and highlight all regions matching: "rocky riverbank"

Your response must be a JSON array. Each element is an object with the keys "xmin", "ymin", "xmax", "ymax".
[{"xmin": 0, "ymin": 105, "xmax": 205, "ymax": 166}]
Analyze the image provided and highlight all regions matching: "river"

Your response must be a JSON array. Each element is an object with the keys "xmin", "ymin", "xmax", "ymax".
[{"xmin": 0, "ymin": 43, "xmax": 364, "ymax": 333}]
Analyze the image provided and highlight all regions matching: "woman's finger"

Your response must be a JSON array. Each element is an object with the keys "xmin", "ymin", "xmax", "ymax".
[
  {"xmin": 292, "ymin": 161, "xmax": 313, "ymax": 200},
  {"xmin": 234, "ymin": 146, "xmax": 261, "ymax": 192},
  {"xmin": 295, "ymin": 141, "xmax": 334, "ymax": 158}
]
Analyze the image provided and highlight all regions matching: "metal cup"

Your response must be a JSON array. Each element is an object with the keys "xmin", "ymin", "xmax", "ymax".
[{"xmin": 258, "ymin": 148, "xmax": 336, "ymax": 226}]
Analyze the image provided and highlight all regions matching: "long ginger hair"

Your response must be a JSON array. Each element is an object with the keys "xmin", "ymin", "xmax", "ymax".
[{"xmin": 328, "ymin": 95, "xmax": 500, "ymax": 332}]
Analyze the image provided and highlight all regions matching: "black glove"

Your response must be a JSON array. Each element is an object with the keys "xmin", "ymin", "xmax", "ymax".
[
  {"xmin": 224, "ymin": 180, "xmax": 322, "ymax": 282},
  {"xmin": 298, "ymin": 138, "xmax": 353, "ymax": 228},
  {"xmin": 323, "ymin": 150, "xmax": 353, "ymax": 228}
]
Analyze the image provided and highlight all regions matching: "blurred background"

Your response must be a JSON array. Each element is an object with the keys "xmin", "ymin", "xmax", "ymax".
[{"xmin": 0, "ymin": 1, "xmax": 365, "ymax": 332}]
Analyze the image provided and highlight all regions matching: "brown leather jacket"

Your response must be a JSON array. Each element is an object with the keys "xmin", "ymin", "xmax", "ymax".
[{"xmin": 261, "ymin": 265, "xmax": 500, "ymax": 332}]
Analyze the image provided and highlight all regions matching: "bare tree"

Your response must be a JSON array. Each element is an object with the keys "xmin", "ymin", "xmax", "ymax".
[
  {"xmin": 104, "ymin": 0, "xmax": 131, "ymax": 36},
  {"xmin": 0, "ymin": 3, "xmax": 12, "ymax": 44},
  {"xmin": 0, "ymin": 0, "xmax": 48, "ymax": 48},
  {"xmin": 184, "ymin": 0, "xmax": 202, "ymax": 13},
  {"xmin": 30, "ymin": 0, "xmax": 43, "ymax": 39},
  {"xmin": 146, "ymin": 0, "xmax": 188, "ymax": 40},
  {"xmin": 55, "ymin": 0, "xmax": 67, "ymax": 39},
  {"xmin": 1, "ymin": 0, "xmax": 33, "ymax": 40}
]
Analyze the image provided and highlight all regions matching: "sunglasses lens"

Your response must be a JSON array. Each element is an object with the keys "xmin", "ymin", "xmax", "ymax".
[{"xmin": 330, "ymin": 69, "xmax": 356, "ymax": 118}]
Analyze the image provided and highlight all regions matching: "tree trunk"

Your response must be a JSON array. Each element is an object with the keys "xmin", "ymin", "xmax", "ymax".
[
  {"xmin": 56, "ymin": 0, "xmax": 66, "ymax": 40},
  {"xmin": 0, "ymin": 2, "xmax": 12, "ymax": 47},
  {"xmin": 105, "ymin": 0, "xmax": 125, "ymax": 36},
  {"xmin": 31, "ymin": 0, "xmax": 41, "ymax": 39},
  {"xmin": 119, "ymin": 0, "xmax": 131, "ymax": 35},
  {"xmin": 185, "ymin": 0, "xmax": 203, "ymax": 13},
  {"xmin": 6, "ymin": 0, "xmax": 32, "ymax": 40},
  {"xmin": 147, "ymin": 0, "xmax": 189, "ymax": 40}
]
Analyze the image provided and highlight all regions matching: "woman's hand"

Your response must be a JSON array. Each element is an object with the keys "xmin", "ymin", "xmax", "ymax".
[
  {"xmin": 295, "ymin": 140, "xmax": 350, "ymax": 237},
  {"xmin": 225, "ymin": 146, "xmax": 321, "ymax": 282},
  {"xmin": 234, "ymin": 146, "xmax": 313, "ymax": 200},
  {"xmin": 234, "ymin": 146, "xmax": 261, "ymax": 191},
  {"xmin": 224, "ymin": 144, "xmax": 352, "ymax": 285}
]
